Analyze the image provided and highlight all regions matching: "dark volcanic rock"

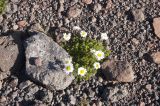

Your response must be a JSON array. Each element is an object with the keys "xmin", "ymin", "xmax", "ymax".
[
  {"xmin": 25, "ymin": 32, "xmax": 74, "ymax": 90},
  {"xmin": 101, "ymin": 60, "xmax": 135, "ymax": 82}
]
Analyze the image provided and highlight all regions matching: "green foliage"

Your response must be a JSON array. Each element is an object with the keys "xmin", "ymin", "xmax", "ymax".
[
  {"xmin": 0, "ymin": 0, "xmax": 5, "ymax": 14},
  {"xmin": 62, "ymin": 34, "xmax": 110, "ymax": 81}
]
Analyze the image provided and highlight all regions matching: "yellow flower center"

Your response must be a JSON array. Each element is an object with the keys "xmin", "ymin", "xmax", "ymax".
[
  {"xmin": 96, "ymin": 64, "xmax": 99, "ymax": 68},
  {"xmin": 82, "ymin": 32, "xmax": 86, "ymax": 36},
  {"xmin": 97, "ymin": 53, "xmax": 102, "ymax": 57},
  {"xmin": 80, "ymin": 70, "xmax": 85, "ymax": 74},
  {"xmin": 66, "ymin": 66, "xmax": 71, "ymax": 71}
]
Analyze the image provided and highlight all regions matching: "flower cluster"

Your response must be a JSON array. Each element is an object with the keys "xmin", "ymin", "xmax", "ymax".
[
  {"xmin": 63, "ymin": 31, "xmax": 89, "ymax": 76},
  {"xmin": 62, "ymin": 30, "xmax": 110, "ymax": 80}
]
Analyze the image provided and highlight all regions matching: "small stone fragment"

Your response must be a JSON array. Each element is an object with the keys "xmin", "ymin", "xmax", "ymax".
[
  {"xmin": 98, "ymin": 77, "xmax": 103, "ymax": 83},
  {"xmin": 153, "ymin": 17, "xmax": 160, "ymax": 38},
  {"xmin": 106, "ymin": 0, "xmax": 113, "ymax": 9},
  {"xmin": 0, "ymin": 81, "xmax": 2, "ymax": 89},
  {"xmin": 68, "ymin": 6, "xmax": 82, "ymax": 18},
  {"xmin": 94, "ymin": 3, "xmax": 102, "ymax": 13},
  {"xmin": 0, "ymin": 15, "xmax": 3, "ymax": 23},
  {"xmin": 13, "ymin": 24, "xmax": 18, "ymax": 30},
  {"xmin": 29, "ymin": 23, "xmax": 44, "ymax": 33},
  {"xmin": 96, "ymin": 101, "xmax": 103, "ymax": 106},
  {"xmin": 145, "ymin": 84, "xmax": 152, "ymax": 92},
  {"xmin": 101, "ymin": 60, "xmax": 135, "ymax": 82},
  {"xmin": 151, "ymin": 52, "xmax": 160, "ymax": 64},
  {"xmin": 11, "ymin": 0, "xmax": 19, "ymax": 3},
  {"xmin": 132, "ymin": 8, "xmax": 145, "ymax": 22},
  {"xmin": 93, "ymin": 103, "xmax": 96, "ymax": 106},
  {"xmin": 59, "ymin": 0, "xmax": 64, "ymax": 4},
  {"xmin": 19, "ymin": 80, "xmax": 32, "ymax": 90},
  {"xmin": 6, "ymin": 3, "xmax": 18, "ymax": 13},
  {"xmin": 91, "ymin": 16, "xmax": 97, "ymax": 23},
  {"xmin": 132, "ymin": 38, "xmax": 139, "ymax": 45},
  {"xmin": 73, "ymin": 26, "xmax": 81, "ymax": 30},
  {"xmin": 9, "ymin": 77, "xmax": 18, "ymax": 88},
  {"xmin": 82, "ymin": 0, "xmax": 92, "ymax": 4},
  {"xmin": 0, "ymin": 71, "xmax": 9, "ymax": 80},
  {"xmin": 140, "ymin": 102, "xmax": 145, "ymax": 106},
  {"xmin": 70, "ymin": 95, "xmax": 76, "ymax": 105},
  {"xmin": 0, "ymin": 96, "xmax": 7, "ymax": 103},
  {"xmin": 17, "ymin": 20, "xmax": 27, "ymax": 28}
]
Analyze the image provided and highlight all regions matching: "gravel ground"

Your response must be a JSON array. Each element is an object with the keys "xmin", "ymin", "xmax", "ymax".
[{"xmin": 0, "ymin": 0, "xmax": 160, "ymax": 106}]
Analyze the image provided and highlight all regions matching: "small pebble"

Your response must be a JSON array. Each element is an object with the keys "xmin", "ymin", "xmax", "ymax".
[
  {"xmin": 0, "ymin": 96, "xmax": 7, "ymax": 103},
  {"xmin": 82, "ymin": 0, "xmax": 92, "ymax": 4}
]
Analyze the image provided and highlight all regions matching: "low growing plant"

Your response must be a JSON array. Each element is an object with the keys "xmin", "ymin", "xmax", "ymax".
[
  {"xmin": 0, "ymin": 0, "xmax": 6, "ymax": 14},
  {"xmin": 61, "ymin": 31, "xmax": 110, "ymax": 81}
]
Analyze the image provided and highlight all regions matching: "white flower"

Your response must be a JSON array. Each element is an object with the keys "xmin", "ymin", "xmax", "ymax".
[
  {"xmin": 63, "ymin": 33, "xmax": 71, "ymax": 41},
  {"xmin": 64, "ymin": 58, "xmax": 72, "ymax": 64},
  {"xmin": 78, "ymin": 67, "xmax": 87, "ymax": 76},
  {"xmin": 90, "ymin": 49, "xmax": 96, "ymax": 53},
  {"xmin": 80, "ymin": 31, "xmax": 87, "ymax": 38},
  {"xmin": 64, "ymin": 64, "xmax": 74, "ymax": 74},
  {"xmin": 101, "ymin": 33, "xmax": 108, "ymax": 40},
  {"xmin": 93, "ymin": 62, "xmax": 100, "ymax": 69},
  {"xmin": 94, "ymin": 50, "xmax": 105, "ymax": 61}
]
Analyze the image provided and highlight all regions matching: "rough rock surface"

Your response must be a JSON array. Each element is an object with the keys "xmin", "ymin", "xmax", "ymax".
[
  {"xmin": 0, "ymin": 34, "xmax": 23, "ymax": 80},
  {"xmin": 25, "ymin": 32, "xmax": 74, "ymax": 90},
  {"xmin": 101, "ymin": 60, "xmax": 135, "ymax": 82},
  {"xmin": 68, "ymin": 5, "xmax": 82, "ymax": 18},
  {"xmin": 132, "ymin": 8, "xmax": 145, "ymax": 22},
  {"xmin": 151, "ymin": 52, "xmax": 160, "ymax": 64},
  {"xmin": 102, "ymin": 86, "xmax": 128, "ymax": 102},
  {"xmin": 82, "ymin": 0, "xmax": 92, "ymax": 4},
  {"xmin": 153, "ymin": 17, "xmax": 160, "ymax": 38}
]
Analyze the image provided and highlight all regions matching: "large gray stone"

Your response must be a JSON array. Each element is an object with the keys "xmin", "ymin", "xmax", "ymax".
[{"xmin": 25, "ymin": 32, "xmax": 74, "ymax": 90}]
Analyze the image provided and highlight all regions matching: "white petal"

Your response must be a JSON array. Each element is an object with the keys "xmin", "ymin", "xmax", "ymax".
[
  {"xmin": 93, "ymin": 62, "xmax": 100, "ymax": 69},
  {"xmin": 78, "ymin": 67, "xmax": 87, "ymax": 76}
]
